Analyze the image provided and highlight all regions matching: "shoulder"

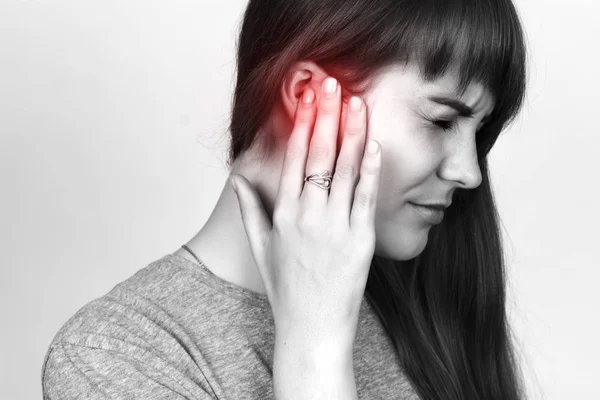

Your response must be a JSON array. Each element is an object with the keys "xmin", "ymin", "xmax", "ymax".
[
  {"xmin": 41, "ymin": 255, "xmax": 218, "ymax": 399},
  {"xmin": 43, "ymin": 254, "xmax": 212, "ymax": 354}
]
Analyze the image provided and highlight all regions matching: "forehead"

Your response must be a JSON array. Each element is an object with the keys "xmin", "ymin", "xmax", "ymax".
[{"xmin": 371, "ymin": 63, "xmax": 495, "ymax": 112}]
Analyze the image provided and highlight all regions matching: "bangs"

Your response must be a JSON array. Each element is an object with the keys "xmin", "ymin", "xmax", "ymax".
[{"xmin": 396, "ymin": 0, "xmax": 527, "ymax": 157}]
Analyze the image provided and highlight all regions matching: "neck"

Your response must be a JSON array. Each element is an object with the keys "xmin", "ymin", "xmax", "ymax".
[{"xmin": 175, "ymin": 145, "xmax": 285, "ymax": 296}]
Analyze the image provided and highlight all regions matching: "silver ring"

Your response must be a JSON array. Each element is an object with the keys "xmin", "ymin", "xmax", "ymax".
[{"xmin": 304, "ymin": 171, "xmax": 333, "ymax": 190}]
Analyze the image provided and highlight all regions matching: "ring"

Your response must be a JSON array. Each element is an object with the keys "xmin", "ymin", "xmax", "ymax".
[{"xmin": 304, "ymin": 171, "xmax": 333, "ymax": 190}]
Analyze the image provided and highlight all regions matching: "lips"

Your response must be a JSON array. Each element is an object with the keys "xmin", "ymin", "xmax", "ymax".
[
  {"xmin": 409, "ymin": 202, "xmax": 445, "ymax": 224},
  {"xmin": 413, "ymin": 202, "xmax": 450, "ymax": 210},
  {"xmin": 416, "ymin": 204, "xmax": 445, "ymax": 211}
]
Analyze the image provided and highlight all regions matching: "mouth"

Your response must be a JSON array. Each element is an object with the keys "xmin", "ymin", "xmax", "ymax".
[{"xmin": 408, "ymin": 202, "xmax": 445, "ymax": 224}]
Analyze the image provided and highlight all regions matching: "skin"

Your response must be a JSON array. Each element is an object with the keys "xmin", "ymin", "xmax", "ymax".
[{"xmin": 173, "ymin": 61, "xmax": 495, "ymax": 296}]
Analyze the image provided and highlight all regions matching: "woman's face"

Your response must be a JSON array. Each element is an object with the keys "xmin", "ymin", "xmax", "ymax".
[{"xmin": 360, "ymin": 63, "xmax": 495, "ymax": 260}]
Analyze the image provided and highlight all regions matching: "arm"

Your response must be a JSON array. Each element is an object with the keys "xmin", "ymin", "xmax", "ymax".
[
  {"xmin": 273, "ymin": 334, "xmax": 358, "ymax": 400},
  {"xmin": 42, "ymin": 343, "xmax": 217, "ymax": 400}
]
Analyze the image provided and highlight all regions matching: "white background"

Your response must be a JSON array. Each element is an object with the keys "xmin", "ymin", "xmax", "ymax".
[{"xmin": 1, "ymin": 1, "xmax": 598, "ymax": 399}]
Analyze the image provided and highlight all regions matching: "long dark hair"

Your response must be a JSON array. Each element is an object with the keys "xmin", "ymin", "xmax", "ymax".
[{"xmin": 226, "ymin": 1, "xmax": 528, "ymax": 399}]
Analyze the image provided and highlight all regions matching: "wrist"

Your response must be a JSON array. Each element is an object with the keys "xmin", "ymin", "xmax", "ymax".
[
  {"xmin": 275, "ymin": 330, "xmax": 355, "ymax": 365},
  {"xmin": 273, "ymin": 334, "xmax": 357, "ymax": 400},
  {"xmin": 275, "ymin": 319, "xmax": 357, "ymax": 351}
]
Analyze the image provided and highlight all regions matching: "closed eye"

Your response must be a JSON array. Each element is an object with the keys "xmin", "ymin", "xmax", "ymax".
[
  {"xmin": 432, "ymin": 119, "xmax": 488, "ymax": 134},
  {"xmin": 433, "ymin": 120, "xmax": 454, "ymax": 132}
]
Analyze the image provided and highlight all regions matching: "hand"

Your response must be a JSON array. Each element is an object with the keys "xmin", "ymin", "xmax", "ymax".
[{"xmin": 230, "ymin": 76, "xmax": 382, "ymax": 347}]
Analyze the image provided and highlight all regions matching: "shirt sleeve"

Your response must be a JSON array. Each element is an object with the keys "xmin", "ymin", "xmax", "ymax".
[{"xmin": 42, "ymin": 343, "xmax": 217, "ymax": 400}]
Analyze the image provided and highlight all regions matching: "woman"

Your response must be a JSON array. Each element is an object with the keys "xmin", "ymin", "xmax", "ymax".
[{"xmin": 42, "ymin": 0, "xmax": 528, "ymax": 399}]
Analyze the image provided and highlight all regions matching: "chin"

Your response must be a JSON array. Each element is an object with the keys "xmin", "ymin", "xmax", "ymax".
[{"xmin": 374, "ymin": 225, "xmax": 429, "ymax": 261}]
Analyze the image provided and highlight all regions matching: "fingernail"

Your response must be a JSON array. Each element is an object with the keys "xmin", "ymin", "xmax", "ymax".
[
  {"xmin": 230, "ymin": 176, "xmax": 238, "ymax": 192},
  {"xmin": 349, "ymin": 96, "xmax": 362, "ymax": 112},
  {"xmin": 323, "ymin": 77, "xmax": 337, "ymax": 96},
  {"xmin": 302, "ymin": 88, "xmax": 315, "ymax": 105},
  {"xmin": 368, "ymin": 139, "xmax": 379, "ymax": 154}
]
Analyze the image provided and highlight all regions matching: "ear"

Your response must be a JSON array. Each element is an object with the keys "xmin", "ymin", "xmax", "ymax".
[
  {"xmin": 280, "ymin": 61, "xmax": 325, "ymax": 119},
  {"xmin": 279, "ymin": 61, "xmax": 351, "ymax": 153}
]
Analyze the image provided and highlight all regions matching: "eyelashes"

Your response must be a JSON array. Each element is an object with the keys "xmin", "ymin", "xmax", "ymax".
[
  {"xmin": 430, "ymin": 119, "xmax": 486, "ymax": 134},
  {"xmin": 421, "ymin": 111, "xmax": 456, "ymax": 132},
  {"xmin": 433, "ymin": 120, "xmax": 454, "ymax": 132},
  {"xmin": 420, "ymin": 106, "xmax": 491, "ymax": 134}
]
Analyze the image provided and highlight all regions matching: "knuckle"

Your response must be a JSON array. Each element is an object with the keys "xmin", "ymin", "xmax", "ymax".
[
  {"xmin": 361, "ymin": 157, "xmax": 380, "ymax": 175},
  {"xmin": 295, "ymin": 111, "xmax": 313, "ymax": 125},
  {"xmin": 296, "ymin": 113, "xmax": 312, "ymax": 125},
  {"xmin": 319, "ymin": 101, "xmax": 337, "ymax": 115},
  {"xmin": 344, "ymin": 115, "xmax": 364, "ymax": 136},
  {"xmin": 308, "ymin": 144, "xmax": 330, "ymax": 161},
  {"xmin": 354, "ymin": 190, "xmax": 373, "ymax": 208},
  {"xmin": 334, "ymin": 162, "xmax": 356, "ymax": 180},
  {"xmin": 272, "ymin": 206, "xmax": 289, "ymax": 227},
  {"xmin": 345, "ymin": 124, "xmax": 363, "ymax": 136},
  {"xmin": 285, "ymin": 144, "xmax": 304, "ymax": 160}
]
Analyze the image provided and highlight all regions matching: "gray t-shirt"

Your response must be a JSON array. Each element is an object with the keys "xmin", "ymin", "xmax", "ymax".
[{"xmin": 42, "ymin": 254, "xmax": 420, "ymax": 399}]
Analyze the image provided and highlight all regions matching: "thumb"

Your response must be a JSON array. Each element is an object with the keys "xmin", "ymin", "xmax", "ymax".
[{"xmin": 230, "ymin": 174, "xmax": 272, "ymax": 271}]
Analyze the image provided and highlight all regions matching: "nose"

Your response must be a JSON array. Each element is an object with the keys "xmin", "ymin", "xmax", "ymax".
[{"xmin": 437, "ymin": 131, "xmax": 483, "ymax": 190}]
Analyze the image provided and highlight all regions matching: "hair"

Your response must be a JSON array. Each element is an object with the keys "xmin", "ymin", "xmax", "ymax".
[{"xmin": 226, "ymin": 1, "xmax": 528, "ymax": 399}]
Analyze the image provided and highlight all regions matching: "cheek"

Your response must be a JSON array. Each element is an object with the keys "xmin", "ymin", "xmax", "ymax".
[
  {"xmin": 380, "ymin": 129, "xmax": 438, "ymax": 188},
  {"xmin": 367, "ymin": 103, "xmax": 441, "ymax": 203}
]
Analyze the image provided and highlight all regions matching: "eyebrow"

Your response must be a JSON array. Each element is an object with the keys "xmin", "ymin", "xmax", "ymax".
[{"xmin": 427, "ymin": 95, "xmax": 492, "ymax": 123}]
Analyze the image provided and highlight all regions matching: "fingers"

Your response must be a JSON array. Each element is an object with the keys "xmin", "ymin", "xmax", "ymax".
[
  {"xmin": 327, "ymin": 95, "xmax": 367, "ymax": 222},
  {"xmin": 301, "ymin": 77, "xmax": 341, "ymax": 206},
  {"xmin": 276, "ymin": 87, "xmax": 317, "ymax": 205},
  {"xmin": 349, "ymin": 139, "xmax": 381, "ymax": 229},
  {"xmin": 275, "ymin": 76, "xmax": 381, "ymax": 231}
]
